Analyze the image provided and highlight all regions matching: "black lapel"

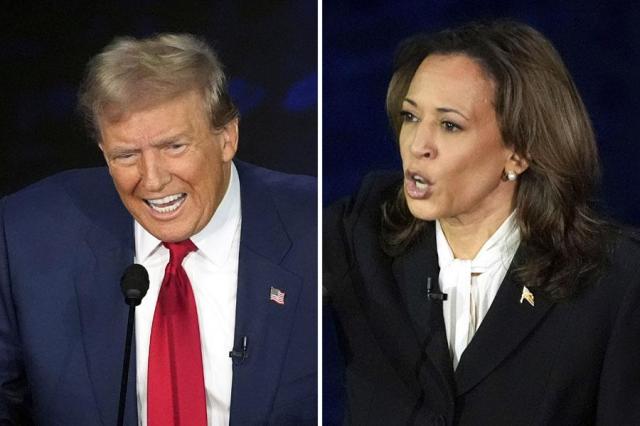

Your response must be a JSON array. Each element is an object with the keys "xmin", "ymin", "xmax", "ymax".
[
  {"xmin": 392, "ymin": 223, "xmax": 455, "ymax": 406},
  {"xmin": 454, "ymin": 250, "xmax": 554, "ymax": 396},
  {"xmin": 345, "ymin": 199, "xmax": 423, "ymax": 396}
]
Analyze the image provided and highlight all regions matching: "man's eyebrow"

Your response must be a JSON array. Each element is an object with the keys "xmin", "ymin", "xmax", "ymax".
[
  {"xmin": 150, "ymin": 134, "xmax": 188, "ymax": 147},
  {"xmin": 107, "ymin": 146, "xmax": 139, "ymax": 156}
]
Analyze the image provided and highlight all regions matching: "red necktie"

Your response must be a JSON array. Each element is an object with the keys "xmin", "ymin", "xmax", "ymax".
[{"xmin": 147, "ymin": 240, "xmax": 207, "ymax": 426}]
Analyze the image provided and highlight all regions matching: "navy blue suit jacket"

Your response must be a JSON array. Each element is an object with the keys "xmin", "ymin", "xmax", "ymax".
[{"xmin": 0, "ymin": 161, "xmax": 317, "ymax": 425}]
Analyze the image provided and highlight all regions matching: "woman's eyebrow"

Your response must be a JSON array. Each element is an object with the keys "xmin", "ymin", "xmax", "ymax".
[
  {"xmin": 404, "ymin": 98, "xmax": 469, "ymax": 120},
  {"xmin": 403, "ymin": 98, "xmax": 418, "ymax": 107},
  {"xmin": 436, "ymin": 107, "xmax": 469, "ymax": 120}
]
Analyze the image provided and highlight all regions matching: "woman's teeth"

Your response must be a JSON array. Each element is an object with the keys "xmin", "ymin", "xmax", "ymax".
[{"xmin": 413, "ymin": 175, "xmax": 429, "ymax": 190}]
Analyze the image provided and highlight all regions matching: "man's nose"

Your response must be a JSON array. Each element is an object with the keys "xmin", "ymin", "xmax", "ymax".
[{"xmin": 139, "ymin": 152, "xmax": 171, "ymax": 192}]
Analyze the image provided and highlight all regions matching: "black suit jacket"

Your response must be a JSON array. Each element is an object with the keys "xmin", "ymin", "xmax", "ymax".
[{"xmin": 324, "ymin": 172, "xmax": 640, "ymax": 426}]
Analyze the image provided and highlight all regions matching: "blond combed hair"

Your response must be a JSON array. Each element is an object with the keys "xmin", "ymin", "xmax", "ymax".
[{"xmin": 78, "ymin": 33, "xmax": 238, "ymax": 141}]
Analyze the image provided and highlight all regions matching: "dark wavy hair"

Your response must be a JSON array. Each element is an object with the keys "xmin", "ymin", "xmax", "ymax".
[{"xmin": 382, "ymin": 20, "xmax": 610, "ymax": 299}]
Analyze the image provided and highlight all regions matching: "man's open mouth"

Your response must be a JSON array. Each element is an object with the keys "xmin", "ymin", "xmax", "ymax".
[{"xmin": 144, "ymin": 193, "xmax": 187, "ymax": 213}]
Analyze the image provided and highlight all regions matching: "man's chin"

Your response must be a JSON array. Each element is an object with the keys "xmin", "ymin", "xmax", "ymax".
[
  {"xmin": 135, "ymin": 214, "xmax": 194, "ymax": 243},
  {"xmin": 147, "ymin": 227, "xmax": 194, "ymax": 243}
]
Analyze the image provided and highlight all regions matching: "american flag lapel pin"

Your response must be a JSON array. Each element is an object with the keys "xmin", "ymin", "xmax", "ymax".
[
  {"xmin": 520, "ymin": 286, "xmax": 535, "ymax": 307},
  {"xmin": 270, "ymin": 286, "xmax": 286, "ymax": 305}
]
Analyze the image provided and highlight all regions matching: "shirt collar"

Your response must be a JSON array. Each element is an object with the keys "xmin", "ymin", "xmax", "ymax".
[
  {"xmin": 134, "ymin": 162, "xmax": 242, "ymax": 266},
  {"xmin": 436, "ymin": 210, "xmax": 520, "ymax": 270}
]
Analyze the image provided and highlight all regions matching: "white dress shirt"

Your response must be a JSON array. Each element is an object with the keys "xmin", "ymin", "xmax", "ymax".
[
  {"xmin": 134, "ymin": 163, "xmax": 241, "ymax": 426},
  {"xmin": 436, "ymin": 211, "xmax": 520, "ymax": 370}
]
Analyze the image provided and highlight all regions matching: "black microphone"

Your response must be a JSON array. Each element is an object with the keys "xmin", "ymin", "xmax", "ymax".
[
  {"xmin": 121, "ymin": 264, "xmax": 149, "ymax": 306},
  {"xmin": 426, "ymin": 277, "xmax": 447, "ymax": 301},
  {"xmin": 118, "ymin": 264, "xmax": 149, "ymax": 426},
  {"xmin": 229, "ymin": 336, "xmax": 249, "ymax": 362}
]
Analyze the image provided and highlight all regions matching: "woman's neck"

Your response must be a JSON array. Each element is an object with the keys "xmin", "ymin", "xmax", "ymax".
[{"xmin": 439, "ymin": 207, "xmax": 514, "ymax": 260}]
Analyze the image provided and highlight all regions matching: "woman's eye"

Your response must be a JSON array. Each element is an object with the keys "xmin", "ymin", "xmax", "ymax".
[
  {"xmin": 441, "ymin": 121, "xmax": 461, "ymax": 132},
  {"xmin": 400, "ymin": 111, "xmax": 419, "ymax": 122}
]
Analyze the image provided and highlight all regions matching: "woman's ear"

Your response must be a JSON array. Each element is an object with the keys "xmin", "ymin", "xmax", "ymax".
[{"xmin": 506, "ymin": 151, "xmax": 529, "ymax": 174}]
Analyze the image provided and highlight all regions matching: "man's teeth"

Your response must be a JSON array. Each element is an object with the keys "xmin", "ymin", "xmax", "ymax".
[
  {"xmin": 147, "ymin": 193, "xmax": 184, "ymax": 205},
  {"xmin": 146, "ymin": 193, "xmax": 186, "ymax": 213}
]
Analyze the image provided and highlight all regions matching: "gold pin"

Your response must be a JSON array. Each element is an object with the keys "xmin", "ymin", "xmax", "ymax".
[{"xmin": 520, "ymin": 286, "xmax": 535, "ymax": 307}]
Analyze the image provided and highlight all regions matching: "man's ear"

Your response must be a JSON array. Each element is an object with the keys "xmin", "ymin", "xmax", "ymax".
[
  {"xmin": 220, "ymin": 118, "xmax": 239, "ymax": 163},
  {"xmin": 97, "ymin": 143, "xmax": 115, "ymax": 176},
  {"xmin": 98, "ymin": 143, "xmax": 107, "ymax": 162}
]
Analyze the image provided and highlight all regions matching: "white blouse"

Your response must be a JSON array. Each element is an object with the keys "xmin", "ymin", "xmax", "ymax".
[{"xmin": 436, "ymin": 211, "xmax": 520, "ymax": 370}]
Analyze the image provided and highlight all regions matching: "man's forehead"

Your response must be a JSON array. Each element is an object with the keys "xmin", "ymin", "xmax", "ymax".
[
  {"xmin": 99, "ymin": 89, "xmax": 206, "ymax": 124},
  {"xmin": 98, "ymin": 111, "xmax": 194, "ymax": 149}
]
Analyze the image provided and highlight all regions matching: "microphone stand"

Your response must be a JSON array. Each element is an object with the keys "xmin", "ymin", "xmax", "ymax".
[
  {"xmin": 117, "ymin": 302, "xmax": 136, "ymax": 426},
  {"xmin": 117, "ymin": 263, "xmax": 148, "ymax": 426}
]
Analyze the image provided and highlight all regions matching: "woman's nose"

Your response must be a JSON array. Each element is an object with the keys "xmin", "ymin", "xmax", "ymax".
[{"xmin": 408, "ymin": 124, "xmax": 437, "ymax": 159}]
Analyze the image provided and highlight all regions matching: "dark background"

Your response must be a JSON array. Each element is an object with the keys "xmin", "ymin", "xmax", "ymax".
[
  {"xmin": 2, "ymin": 0, "xmax": 317, "ymax": 197},
  {"xmin": 323, "ymin": 1, "xmax": 640, "ymax": 424}
]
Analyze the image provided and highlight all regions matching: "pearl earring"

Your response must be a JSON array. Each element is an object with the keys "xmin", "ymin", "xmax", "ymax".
[{"xmin": 506, "ymin": 171, "xmax": 517, "ymax": 181}]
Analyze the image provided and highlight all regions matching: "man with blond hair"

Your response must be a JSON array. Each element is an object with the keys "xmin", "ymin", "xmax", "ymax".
[{"xmin": 0, "ymin": 34, "xmax": 316, "ymax": 425}]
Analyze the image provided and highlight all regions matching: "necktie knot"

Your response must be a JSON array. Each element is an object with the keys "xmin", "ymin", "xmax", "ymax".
[{"xmin": 163, "ymin": 239, "xmax": 197, "ymax": 266}]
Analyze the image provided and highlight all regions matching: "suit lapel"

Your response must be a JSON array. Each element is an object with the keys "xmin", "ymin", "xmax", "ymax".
[
  {"xmin": 229, "ymin": 164, "xmax": 303, "ymax": 423},
  {"xmin": 74, "ymin": 191, "xmax": 138, "ymax": 426},
  {"xmin": 345, "ymin": 200, "xmax": 425, "ymax": 396},
  {"xmin": 454, "ymin": 250, "xmax": 554, "ymax": 396},
  {"xmin": 392, "ymin": 223, "xmax": 455, "ymax": 407}
]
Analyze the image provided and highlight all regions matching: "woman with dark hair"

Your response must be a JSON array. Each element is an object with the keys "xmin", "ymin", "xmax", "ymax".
[{"xmin": 324, "ymin": 20, "xmax": 640, "ymax": 425}]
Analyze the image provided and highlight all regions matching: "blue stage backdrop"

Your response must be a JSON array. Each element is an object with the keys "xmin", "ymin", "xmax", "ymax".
[
  {"xmin": 2, "ymin": 1, "xmax": 317, "ymax": 196},
  {"xmin": 323, "ymin": 1, "xmax": 640, "ymax": 424}
]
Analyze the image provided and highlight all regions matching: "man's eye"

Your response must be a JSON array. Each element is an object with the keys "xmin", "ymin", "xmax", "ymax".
[
  {"xmin": 167, "ymin": 144, "xmax": 187, "ymax": 153},
  {"xmin": 400, "ymin": 111, "xmax": 419, "ymax": 122},
  {"xmin": 113, "ymin": 153, "xmax": 137, "ymax": 164},
  {"xmin": 441, "ymin": 121, "xmax": 462, "ymax": 132}
]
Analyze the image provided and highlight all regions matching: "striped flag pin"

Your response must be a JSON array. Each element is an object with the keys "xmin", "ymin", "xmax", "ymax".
[{"xmin": 270, "ymin": 286, "xmax": 286, "ymax": 305}]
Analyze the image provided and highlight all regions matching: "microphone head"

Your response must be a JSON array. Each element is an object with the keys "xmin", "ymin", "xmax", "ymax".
[{"xmin": 121, "ymin": 264, "xmax": 149, "ymax": 306}]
